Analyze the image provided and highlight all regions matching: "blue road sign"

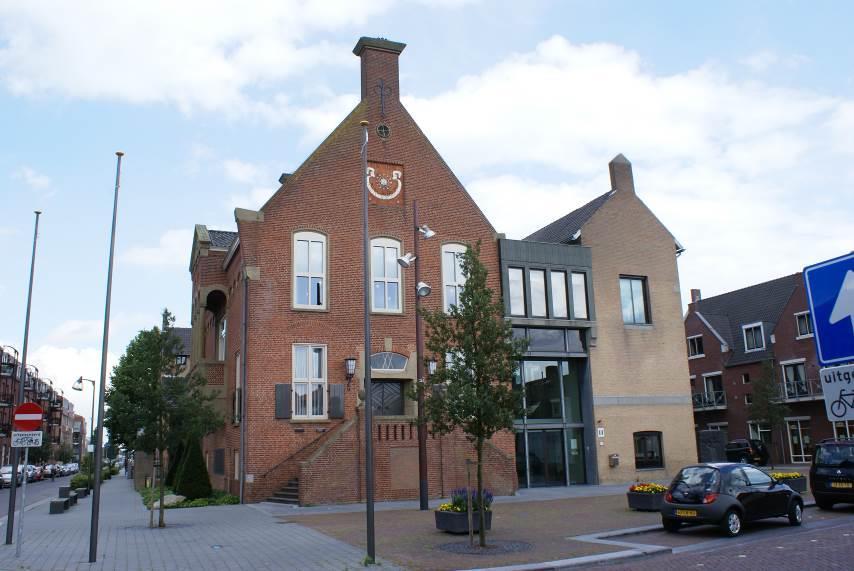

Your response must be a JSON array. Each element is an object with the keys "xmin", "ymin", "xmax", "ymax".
[{"xmin": 804, "ymin": 252, "xmax": 854, "ymax": 366}]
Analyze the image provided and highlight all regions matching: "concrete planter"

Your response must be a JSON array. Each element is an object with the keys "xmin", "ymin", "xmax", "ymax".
[
  {"xmin": 780, "ymin": 477, "xmax": 807, "ymax": 493},
  {"xmin": 627, "ymin": 491, "xmax": 663, "ymax": 511},
  {"xmin": 435, "ymin": 510, "xmax": 492, "ymax": 534}
]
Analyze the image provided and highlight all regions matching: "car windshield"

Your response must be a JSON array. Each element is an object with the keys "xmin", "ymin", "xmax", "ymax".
[
  {"xmin": 815, "ymin": 444, "xmax": 854, "ymax": 467},
  {"xmin": 0, "ymin": 466, "xmax": 10, "ymax": 474}
]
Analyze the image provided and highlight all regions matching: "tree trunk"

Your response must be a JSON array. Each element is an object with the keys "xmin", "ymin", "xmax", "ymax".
[
  {"xmin": 477, "ymin": 437, "xmax": 485, "ymax": 548},
  {"xmin": 158, "ymin": 447, "xmax": 166, "ymax": 527}
]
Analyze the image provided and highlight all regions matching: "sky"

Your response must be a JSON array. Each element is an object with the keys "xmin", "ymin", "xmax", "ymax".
[{"xmin": 1, "ymin": 0, "xmax": 852, "ymax": 430}]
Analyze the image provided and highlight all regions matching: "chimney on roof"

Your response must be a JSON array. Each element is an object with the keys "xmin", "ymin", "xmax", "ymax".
[
  {"xmin": 691, "ymin": 289, "xmax": 702, "ymax": 303},
  {"xmin": 609, "ymin": 154, "xmax": 635, "ymax": 194},
  {"xmin": 353, "ymin": 36, "xmax": 406, "ymax": 108},
  {"xmin": 278, "ymin": 173, "xmax": 290, "ymax": 185}
]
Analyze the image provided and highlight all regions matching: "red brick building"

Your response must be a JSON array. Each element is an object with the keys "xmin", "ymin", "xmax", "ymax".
[
  {"xmin": 189, "ymin": 37, "xmax": 516, "ymax": 504},
  {"xmin": 685, "ymin": 273, "xmax": 843, "ymax": 465}
]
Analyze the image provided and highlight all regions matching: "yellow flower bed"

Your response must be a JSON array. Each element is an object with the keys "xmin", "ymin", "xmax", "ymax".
[
  {"xmin": 437, "ymin": 502, "xmax": 465, "ymax": 513},
  {"xmin": 628, "ymin": 482, "xmax": 668, "ymax": 494},
  {"xmin": 770, "ymin": 472, "xmax": 803, "ymax": 480}
]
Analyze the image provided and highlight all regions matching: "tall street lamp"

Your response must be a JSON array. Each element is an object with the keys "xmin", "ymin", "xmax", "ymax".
[
  {"xmin": 5, "ymin": 210, "xmax": 41, "ymax": 547},
  {"xmin": 89, "ymin": 151, "xmax": 123, "ymax": 563},
  {"xmin": 359, "ymin": 120, "xmax": 377, "ymax": 564},
  {"xmin": 72, "ymin": 377, "xmax": 96, "ymax": 489},
  {"xmin": 397, "ymin": 202, "xmax": 435, "ymax": 510}
]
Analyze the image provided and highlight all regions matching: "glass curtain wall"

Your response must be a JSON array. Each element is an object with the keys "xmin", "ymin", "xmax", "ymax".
[{"xmin": 515, "ymin": 359, "xmax": 586, "ymax": 487}]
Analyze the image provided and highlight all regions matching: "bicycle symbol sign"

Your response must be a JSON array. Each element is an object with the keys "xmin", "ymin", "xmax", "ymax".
[{"xmin": 822, "ymin": 364, "xmax": 854, "ymax": 422}]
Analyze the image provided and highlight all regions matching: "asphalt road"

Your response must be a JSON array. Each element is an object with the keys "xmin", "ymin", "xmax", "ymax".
[
  {"xmin": 0, "ymin": 474, "xmax": 78, "ymax": 518},
  {"xmin": 600, "ymin": 505, "xmax": 854, "ymax": 570}
]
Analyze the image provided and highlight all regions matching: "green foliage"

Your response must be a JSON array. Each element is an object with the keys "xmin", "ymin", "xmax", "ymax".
[
  {"xmin": 416, "ymin": 242, "xmax": 526, "ymax": 547},
  {"xmin": 102, "ymin": 468, "xmax": 111, "ymax": 480},
  {"xmin": 175, "ymin": 438, "xmax": 212, "ymax": 500},
  {"xmin": 110, "ymin": 465, "xmax": 119, "ymax": 476},
  {"xmin": 29, "ymin": 439, "xmax": 53, "ymax": 464},
  {"xmin": 749, "ymin": 361, "xmax": 789, "ymax": 455},
  {"xmin": 56, "ymin": 444, "xmax": 74, "ymax": 464},
  {"xmin": 70, "ymin": 473, "xmax": 91, "ymax": 489},
  {"xmin": 164, "ymin": 442, "xmax": 184, "ymax": 487},
  {"xmin": 138, "ymin": 486, "xmax": 237, "ymax": 509}
]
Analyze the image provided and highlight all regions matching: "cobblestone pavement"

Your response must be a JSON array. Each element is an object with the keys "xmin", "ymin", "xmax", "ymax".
[
  {"xmin": 598, "ymin": 506, "xmax": 854, "ymax": 570},
  {"xmin": 0, "ymin": 475, "xmax": 393, "ymax": 571}
]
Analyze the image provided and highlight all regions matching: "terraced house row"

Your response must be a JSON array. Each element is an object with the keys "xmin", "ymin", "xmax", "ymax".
[{"xmin": 187, "ymin": 37, "xmax": 697, "ymax": 504}]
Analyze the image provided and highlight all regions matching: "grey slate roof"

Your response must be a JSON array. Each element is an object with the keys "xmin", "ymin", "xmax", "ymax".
[
  {"xmin": 173, "ymin": 327, "xmax": 192, "ymax": 357},
  {"xmin": 524, "ymin": 190, "xmax": 615, "ymax": 243},
  {"xmin": 693, "ymin": 273, "xmax": 801, "ymax": 367},
  {"xmin": 208, "ymin": 230, "xmax": 237, "ymax": 249}
]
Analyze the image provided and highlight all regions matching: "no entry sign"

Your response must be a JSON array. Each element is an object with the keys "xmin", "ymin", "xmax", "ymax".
[{"xmin": 13, "ymin": 402, "xmax": 43, "ymax": 431}]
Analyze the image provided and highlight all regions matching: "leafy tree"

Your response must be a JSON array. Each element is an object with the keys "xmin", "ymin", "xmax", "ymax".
[
  {"xmin": 56, "ymin": 443, "xmax": 74, "ymax": 463},
  {"xmin": 749, "ymin": 361, "xmax": 789, "ymax": 467},
  {"xmin": 417, "ymin": 242, "xmax": 526, "ymax": 547},
  {"xmin": 175, "ymin": 438, "xmax": 212, "ymax": 500},
  {"xmin": 105, "ymin": 309, "xmax": 222, "ymax": 527},
  {"xmin": 164, "ymin": 441, "xmax": 184, "ymax": 488},
  {"xmin": 29, "ymin": 439, "xmax": 53, "ymax": 464}
]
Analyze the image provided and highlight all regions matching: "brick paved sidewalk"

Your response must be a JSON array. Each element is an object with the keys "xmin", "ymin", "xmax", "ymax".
[{"xmin": 0, "ymin": 476, "xmax": 390, "ymax": 571}]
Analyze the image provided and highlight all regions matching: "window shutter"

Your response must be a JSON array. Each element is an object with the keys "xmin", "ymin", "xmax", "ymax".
[
  {"xmin": 275, "ymin": 383, "xmax": 291, "ymax": 419},
  {"xmin": 329, "ymin": 384, "xmax": 345, "ymax": 419}
]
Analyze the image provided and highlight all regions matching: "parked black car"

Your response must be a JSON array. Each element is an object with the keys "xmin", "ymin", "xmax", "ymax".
[
  {"xmin": 660, "ymin": 463, "xmax": 803, "ymax": 537},
  {"xmin": 725, "ymin": 439, "xmax": 769, "ymax": 465},
  {"xmin": 810, "ymin": 439, "xmax": 854, "ymax": 510}
]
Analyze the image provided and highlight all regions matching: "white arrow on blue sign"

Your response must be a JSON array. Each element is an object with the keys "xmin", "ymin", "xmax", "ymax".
[{"xmin": 804, "ymin": 251, "xmax": 854, "ymax": 366}]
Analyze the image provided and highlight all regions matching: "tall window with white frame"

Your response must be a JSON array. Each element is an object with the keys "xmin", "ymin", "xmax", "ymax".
[
  {"xmin": 371, "ymin": 237, "xmax": 401, "ymax": 313},
  {"xmin": 795, "ymin": 311, "xmax": 813, "ymax": 338},
  {"xmin": 529, "ymin": 270, "xmax": 547, "ymax": 317},
  {"xmin": 294, "ymin": 231, "xmax": 326, "ymax": 309},
  {"xmin": 687, "ymin": 335, "xmax": 704, "ymax": 358},
  {"xmin": 742, "ymin": 323, "xmax": 765, "ymax": 352},
  {"xmin": 619, "ymin": 276, "xmax": 649, "ymax": 324},
  {"xmin": 293, "ymin": 344, "xmax": 326, "ymax": 419},
  {"xmin": 571, "ymin": 272, "xmax": 588, "ymax": 319},
  {"xmin": 216, "ymin": 316, "xmax": 227, "ymax": 361},
  {"xmin": 550, "ymin": 271, "xmax": 568, "ymax": 318},
  {"xmin": 442, "ymin": 243, "xmax": 466, "ymax": 313}
]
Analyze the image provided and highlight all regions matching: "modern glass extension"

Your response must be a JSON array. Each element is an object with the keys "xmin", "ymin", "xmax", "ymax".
[{"xmin": 514, "ymin": 359, "xmax": 587, "ymax": 486}]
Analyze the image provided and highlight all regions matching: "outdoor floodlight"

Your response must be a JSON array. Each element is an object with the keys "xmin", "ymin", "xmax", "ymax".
[
  {"xmin": 397, "ymin": 253, "xmax": 417, "ymax": 268},
  {"xmin": 72, "ymin": 378, "xmax": 84, "ymax": 391},
  {"xmin": 427, "ymin": 359, "xmax": 438, "ymax": 376},
  {"xmin": 418, "ymin": 224, "xmax": 436, "ymax": 239},
  {"xmin": 416, "ymin": 282, "xmax": 432, "ymax": 297}
]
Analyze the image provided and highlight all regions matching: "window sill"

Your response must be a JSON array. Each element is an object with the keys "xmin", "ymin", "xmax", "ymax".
[
  {"xmin": 634, "ymin": 466, "xmax": 665, "ymax": 472},
  {"xmin": 688, "ymin": 354, "xmax": 705, "ymax": 360},
  {"xmin": 795, "ymin": 334, "xmax": 814, "ymax": 340},
  {"xmin": 744, "ymin": 348, "xmax": 765, "ymax": 353},
  {"xmin": 293, "ymin": 306, "xmax": 329, "ymax": 313},
  {"xmin": 290, "ymin": 419, "xmax": 331, "ymax": 424},
  {"xmin": 624, "ymin": 323, "xmax": 653, "ymax": 330},
  {"xmin": 371, "ymin": 311, "xmax": 405, "ymax": 316}
]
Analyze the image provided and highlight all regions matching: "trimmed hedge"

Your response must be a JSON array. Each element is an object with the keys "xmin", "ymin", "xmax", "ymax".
[{"xmin": 175, "ymin": 438, "xmax": 212, "ymax": 500}]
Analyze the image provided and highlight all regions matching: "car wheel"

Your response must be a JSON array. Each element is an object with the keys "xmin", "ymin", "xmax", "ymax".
[
  {"xmin": 788, "ymin": 500, "xmax": 803, "ymax": 526},
  {"xmin": 721, "ymin": 509, "xmax": 743, "ymax": 537},
  {"xmin": 816, "ymin": 499, "xmax": 834, "ymax": 511},
  {"xmin": 662, "ymin": 518, "xmax": 681, "ymax": 533}
]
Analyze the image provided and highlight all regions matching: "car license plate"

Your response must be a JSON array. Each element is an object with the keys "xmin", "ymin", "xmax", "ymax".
[
  {"xmin": 831, "ymin": 482, "xmax": 853, "ymax": 489},
  {"xmin": 675, "ymin": 509, "xmax": 697, "ymax": 517}
]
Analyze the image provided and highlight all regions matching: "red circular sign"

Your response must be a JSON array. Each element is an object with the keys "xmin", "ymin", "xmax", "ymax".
[{"xmin": 13, "ymin": 402, "xmax": 44, "ymax": 431}]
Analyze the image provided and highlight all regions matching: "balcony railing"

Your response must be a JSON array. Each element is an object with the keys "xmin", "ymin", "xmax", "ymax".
[
  {"xmin": 780, "ymin": 377, "xmax": 823, "ymax": 402},
  {"xmin": 692, "ymin": 390, "xmax": 727, "ymax": 410}
]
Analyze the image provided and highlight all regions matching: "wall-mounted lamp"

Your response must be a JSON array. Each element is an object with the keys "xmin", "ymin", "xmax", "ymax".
[
  {"xmin": 397, "ymin": 253, "xmax": 417, "ymax": 268},
  {"xmin": 416, "ymin": 281, "xmax": 432, "ymax": 297},
  {"xmin": 418, "ymin": 224, "xmax": 436, "ymax": 239},
  {"xmin": 427, "ymin": 359, "xmax": 437, "ymax": 376},
  {"xmin": 345, "ymin": 357, "xmax": 357, "ymax": 386}
]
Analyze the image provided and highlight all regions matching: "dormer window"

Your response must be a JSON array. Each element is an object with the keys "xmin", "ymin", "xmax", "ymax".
[{"xmin": 742, "ymin": 322, "xmax": 765, "ymax": 352}]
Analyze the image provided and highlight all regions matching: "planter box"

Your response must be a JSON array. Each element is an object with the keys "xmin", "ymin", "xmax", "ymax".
[
  {"xmin": 780, "ymin": 477, "xmax": 807, "ymax": 493},
  {"xmin": 627, "ymin": 491, "xmax": 663, "ymax": 511},
  {"xmin": 435, "ymin": 510, "xmax": 492, "ymax": 534}
]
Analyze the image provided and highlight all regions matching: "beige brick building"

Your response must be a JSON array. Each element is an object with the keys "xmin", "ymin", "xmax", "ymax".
[{"xmin": 526, "ymin": 155, "xmax": 697, "ymax": 484}]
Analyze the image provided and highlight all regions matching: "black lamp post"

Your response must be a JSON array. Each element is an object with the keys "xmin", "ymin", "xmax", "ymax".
[{"xmin": 73, "ymin": 377, "xmax": 96, "ymax": 488}]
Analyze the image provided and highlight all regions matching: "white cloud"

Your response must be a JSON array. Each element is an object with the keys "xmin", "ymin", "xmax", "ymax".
[
  {"xmin": 12, "ymin": 165, "xmax": 50, "ymax": 189},
  {"xmin": 403, "ymin": 35, "xmax": 852, "ymax": 303},
  {"xmin": 0, "ymin": 1, "xmax": 393, "ymax": 115},
  {"xmin": 223, "ymin": 159, "xmax": 263, "ymax": 185},
  {"xmin": 121, "ymin": 229, "xmax": 193, "ymax": 268},
  {"xmin": 45, "ymin": 319, "xmax": 102, "ymax": 346},
  {"xmin": 27, "ymin": 344, "xmax": 119, "ymax": 429},
  {"xmin": 229, "ymin": 187, "xmax": 275, "ymax": 212},
  {"xmin": 740, "ymin": 50, "xmax": 809, "ymax": 72}
]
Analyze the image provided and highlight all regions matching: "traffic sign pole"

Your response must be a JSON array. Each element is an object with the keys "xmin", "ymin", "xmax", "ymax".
[{"xmin": 14, "ymin": 447, "xmax": 29, "ymax": 558}]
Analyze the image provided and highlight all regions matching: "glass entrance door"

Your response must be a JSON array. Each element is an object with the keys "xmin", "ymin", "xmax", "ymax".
[
  {"xmin": 566, "ymin": 427, "xmax": 586, "ymax": 484},
  {"xmin": 787, "ymin": 419, "xmax": 812, "ymax": 463},
  {"xmin": 526, "ymin": 430, "xmax": 566, "ymax": 486}
]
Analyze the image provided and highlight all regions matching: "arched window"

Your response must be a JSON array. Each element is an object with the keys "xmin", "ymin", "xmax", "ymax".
[
  {"xmin": 371, "ymin": 237, "xmax": 401, "ymax": 313},
  {"xmin": 442, "ymin": 243, "xmax": 467, "ymax": 313},
  {"xmin": 370, "ymin": 352, "xmax": 408, "ymax": 371},
  {"xmin": 294, "ymin": 232, "xmax": 327, "ymax": 309}
]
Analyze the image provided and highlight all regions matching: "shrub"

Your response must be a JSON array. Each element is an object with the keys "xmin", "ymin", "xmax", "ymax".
[
  {"xmin": 214, "ymin": 493, "xmax": 239, "ymax": 505},
  {"xmin": 184, "ymin": 498, "xmax": 210, "ymax": 508},
  {"xmin": 102, "ymin": 468, "xmax": 111, "ymax": 481},
  {"xmin": 628, "ymin": 483, "xmax": 668, "ymax": 494},
  {"xmin": 70, "ymin": 474, "xmax": 91, "ymax": 489},
  {"xmin": 110, "ymin": 465, "xmax": 119, "ymax": 476},
  {"xmin": 174, "ymin": 438, "xmax": 212, "ymax": 500},
  {"xmin": 440, "ymin": 487, "xmax": 494, "ymax": 513},
  {"xmin": 165, "ymin": 442, "xmax": 184, "ymax": 488}
]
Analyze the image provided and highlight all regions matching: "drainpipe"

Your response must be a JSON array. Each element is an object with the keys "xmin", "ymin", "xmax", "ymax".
[{"xmin": 239, "ymin": 269, "xmax": 249, "ymax": 503}]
